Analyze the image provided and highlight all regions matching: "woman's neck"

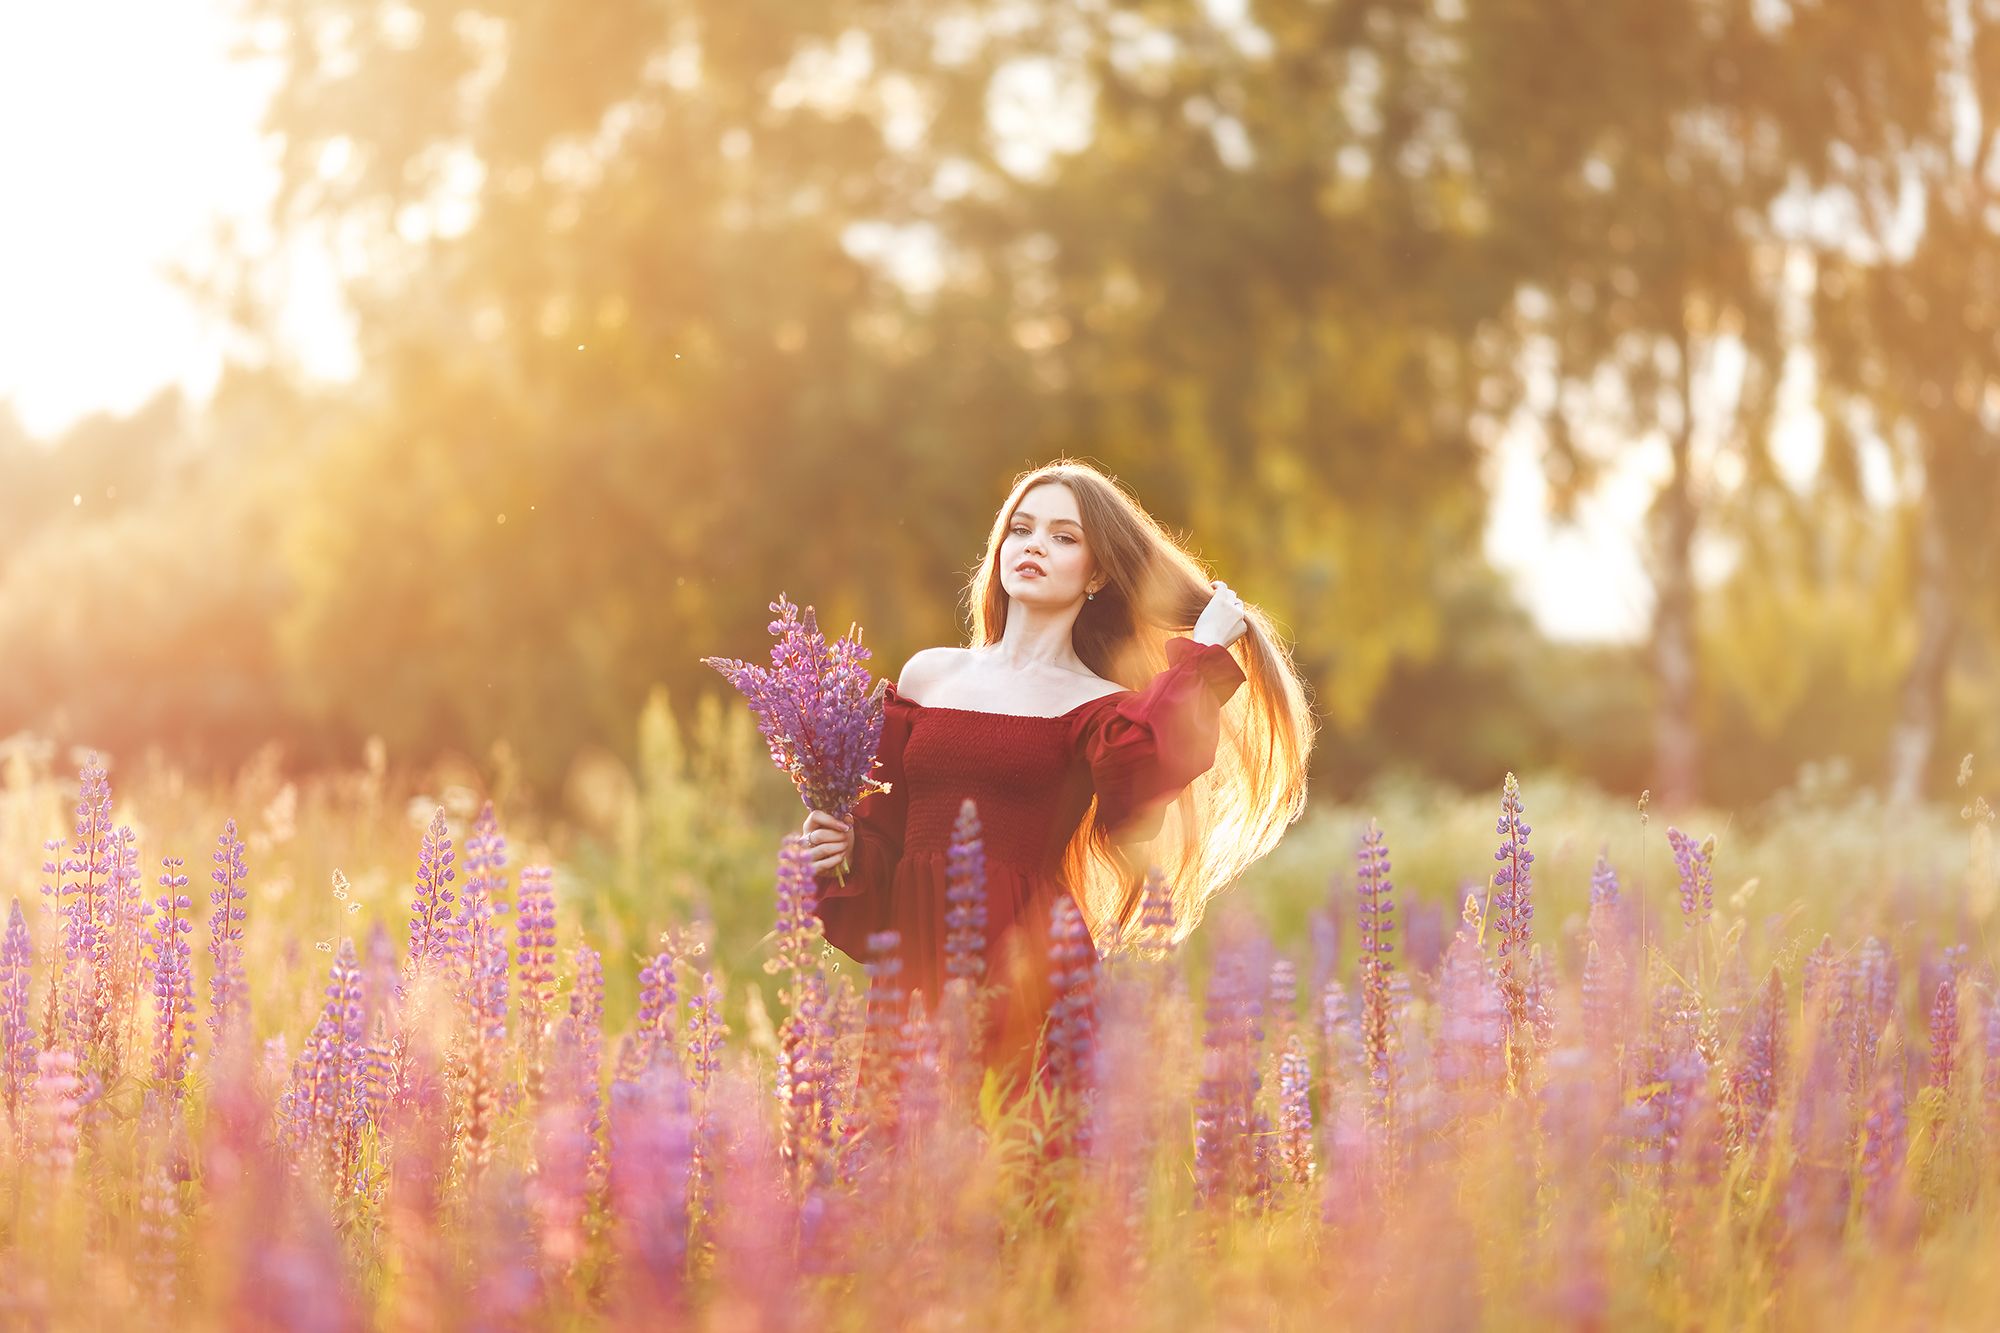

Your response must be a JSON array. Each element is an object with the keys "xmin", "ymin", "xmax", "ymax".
[{"xmin": 987, "ymin": 603, "xmax": 1087, "ymax": 673}]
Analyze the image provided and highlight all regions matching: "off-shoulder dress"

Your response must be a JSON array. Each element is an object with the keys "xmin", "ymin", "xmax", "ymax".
[{"xmin": 812, "ymin": 637, "xmax": 1247, "ymax": 1069}]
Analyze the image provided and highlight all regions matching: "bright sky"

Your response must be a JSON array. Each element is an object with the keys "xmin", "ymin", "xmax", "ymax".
[
  {"xmin": 0, "ymin": 3, "xmax": 354, "ymax": 441},
  {"xmin": 0, "ymin": 3, "xmax": 1840, "ymax": 646}
]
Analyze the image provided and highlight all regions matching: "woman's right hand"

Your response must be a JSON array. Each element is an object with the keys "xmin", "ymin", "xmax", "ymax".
[{"xmin": 802, "ymin": 810, "xmax": 853, "ymax": 876}]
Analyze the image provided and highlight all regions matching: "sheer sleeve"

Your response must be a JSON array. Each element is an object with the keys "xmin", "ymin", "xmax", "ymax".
[
  {"xmin": 1078, "ymin": 637, "xmax": 1248, "ymax": 842},
  {"xmin": 813, "ymin": 682, "xmax": 915, "ymax": 958}
]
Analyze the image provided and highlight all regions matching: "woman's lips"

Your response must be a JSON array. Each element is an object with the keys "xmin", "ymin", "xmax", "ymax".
[{"xmin": 1015, "ymin": 562, "xmax": 1045, "ymax": 577}]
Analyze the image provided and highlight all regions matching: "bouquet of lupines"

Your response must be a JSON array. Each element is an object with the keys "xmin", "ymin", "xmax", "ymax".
[{"xmin": 702, "ymin": 594, "xmax": 891, "ymax": 881}]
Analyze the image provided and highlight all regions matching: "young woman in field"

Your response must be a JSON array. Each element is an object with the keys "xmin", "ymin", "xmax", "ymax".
[{"xmin": 801, "ymin": 459, "xmax": 1316, "ymax": 1076}]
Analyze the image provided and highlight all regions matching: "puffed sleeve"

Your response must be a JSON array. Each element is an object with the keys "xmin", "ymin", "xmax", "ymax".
[
  {"xmin": 1079, "ymin": 637, "xmax": 1248, "ymax": 842},
  {"xmin": 813, "ymin": 682, "xmax": 914, "ymax": 959}
]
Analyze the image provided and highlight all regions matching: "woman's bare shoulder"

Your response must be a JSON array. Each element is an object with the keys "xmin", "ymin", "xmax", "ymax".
[{"xmin": 896, "ymin": 646, "xmax": 971, "ymax": 697}]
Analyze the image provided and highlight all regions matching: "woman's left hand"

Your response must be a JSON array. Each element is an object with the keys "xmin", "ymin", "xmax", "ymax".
[{"xmin": 1192, "ymin": 580, "xmax": 1249, "ymax": 648}]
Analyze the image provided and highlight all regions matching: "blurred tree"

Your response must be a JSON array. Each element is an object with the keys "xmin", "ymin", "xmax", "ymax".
[
  {"xmin": 1456, "ymin": 0, "xmax": 1892, "ymax": 807},
  {"xmin": 234, "ymin": 0, "xmax": 1524, "ymax": 788},
  {"xmin": 1796, "ymin": 1, "xmax": 2000, "ymax": 801}
]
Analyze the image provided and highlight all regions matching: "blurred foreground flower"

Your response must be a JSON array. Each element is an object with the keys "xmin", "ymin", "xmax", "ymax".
[{"xmin": 702, "ymin": 594, "xmax": 891, "ymax": 881}]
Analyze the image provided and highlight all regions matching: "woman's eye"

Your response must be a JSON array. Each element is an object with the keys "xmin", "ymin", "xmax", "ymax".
[{"xmin": 1055, "ymin": 534, "xmax": 1075, "ymax": 544}]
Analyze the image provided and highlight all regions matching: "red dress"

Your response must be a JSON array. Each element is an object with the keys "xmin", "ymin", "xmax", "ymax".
[{"xmin": 813, "ymin": 636, "xmax": 1248, "ymax": 1072}]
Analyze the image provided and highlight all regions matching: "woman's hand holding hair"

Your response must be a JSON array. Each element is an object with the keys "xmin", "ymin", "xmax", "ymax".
[
  {"xmin": 802, "ymin": 809, "xmax": 854, "ymax": 876},
  {"xmin": 1192, "ymin": 580, "xmax": 1250, "ymax": 648}
]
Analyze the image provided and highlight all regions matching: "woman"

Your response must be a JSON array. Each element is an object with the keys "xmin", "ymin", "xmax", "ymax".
[{"xmin": 802, "ymin": 460, "xmax": 1315, "ymax": 1075}]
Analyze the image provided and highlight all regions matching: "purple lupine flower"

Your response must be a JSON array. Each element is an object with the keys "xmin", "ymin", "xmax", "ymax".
[
  {"xmin": 1435, "ymin": 894, "xmax": 1504, "ymax": 1103},
  {"xmin": 685, "ymin": 971, "xmax": 725, "ymax": 1097},
  {"xmin": 206, "ymin": 818, "xmax": 250, "ymax": 1050},
  {"xmin": 1490, "ymin": 776, "xmax": 1538, "ymax": 1090},
  {"xmin": 1580, "ymin": 940, "xmax": 1624, "ymax": 1071},
  {"xmin": 1586, "ymin": 850, "xmax": 1624, "ymax": 967},
  {"xmin": 135, "ymin": 1157, "xmax": 180, "ymax": 1305},
  {"xmin": 98, "ymin": 822, "xmax": 152, "ymax": 1076},
  {"xmin": 1728, "ymin": 967, "xmax": 1783, "ymax": 1157},
  {"xmin": 622, "ymin": 948, "xmax": 678, "ymax": 1078},
  {"xmin": 1628, "ymin": 985, "xmax": 1704, "ymax": 1167},
  {"xmin": 1194, "ymin": 939, "xmax": 1263, "ymax": 1206},
  {"xmin": 147, "ymin": 857, "xmax": 197, "ymax": 1092},
  {"xmin": 858, "ymin": 930, "xmax": 906, "ymax": 1129},
  {"xmin": 551, "ymin": 946, "xmax": 606, "ymax": 1183},
  {"xmin": 1526, "ymin": 945, "xmax": 1556, "ymax": 1053},
  {"xmin": 37, "ymin": 836, "xmax": 67, "ymax": 1049},
  {"xmin": 404, "ymin": 807, "xmax": 459, "ymax": 981},
  {"xmin": 1929, "ymin": 978, "xmax": 1959, "ymax": 1094},
  {"xmin": 1044, "ymin": 895, "xmax": 1097, "ymax": 1105},
  {"xmin": 1277, "ymin": 1034, "xmax": 1315, "ymax": 1186},
  {"xmin": 770, "ymin": 833, "xmax": 822, "ymax": 987},
  {"xmin": 943, "ymin": 800, "xmax": 988, "ymax": 984},
  {"xmin": 356, "ymin": 1012, "xmax": 394, "ymax": 1145},
  {"xmin": 1841, "ymin": 939, "xmax": 1897, "ymax": 1106},
  {"xmin": 701, "ymin": 594, "xmax": 892, "ymax": 824},
  {"xmin": 780, "ymin": 967, "xmax": 840, "ymax": 1190},
  {"xmin": 1355, "ymin": 820, "xmax": 1397, "ymax": 1124},
  {"xmin": 1317, "ymin": 978, "xmax": 1358, "ymax": 1098},
  {"xmin": 1983, "ymin": 982, "xmax": 2000, "ymax": 1134},
  {"xmin": 1490, "ymin": 773, "xmax": 1535, "ymax": 958},
  {"xmin": 54, "ymin": 756, "xmax": 117, "ymax": 1058},
  {"xmin": 532, "ymin": 1096, "xmax": 595, "ymax": 1274},
  {"xmin": 1861, "ymin": 1062, "xmax": 1907, "ymax": 1224},
  {"xmin": 364, "ymin": 919, "xmax": 396, "ymax": 1028},
  {"xmin": 1664, "ymin": 827, "xmax": 1715, "ymax": 928},
  {"xmin": 1267, "ymin": 957, "xmax": 1299, "ymax": 1049},
  {"xmin": 455, "ymin": 801, "xmax": 510, "ymax": 1045},
  {"xmin": 607, "ymin": 1055, "xmax": 694, "ymax": 1316},
  {"xmin": 515, "ymin": 864, "xmax": 558, "ymax": 1083},
  {"xmin": 1309, "ymin": 906, "xmax": 1340, "ymax": 998},
  {"xmin": 1589, "ymin": 850, "xmax": 1620, "ymax": 909},
  {"xmin": 2, "ymin": 899, "xmax": 37, "ymax": 1123}
]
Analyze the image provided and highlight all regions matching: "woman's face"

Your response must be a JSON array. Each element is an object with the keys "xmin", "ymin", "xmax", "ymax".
[{"xmin": 999, "ymin": 481, "xmax": 1100, "ymax": 608}]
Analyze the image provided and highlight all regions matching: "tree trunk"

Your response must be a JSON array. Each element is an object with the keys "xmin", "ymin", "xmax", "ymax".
[
  {"xmin": 1654, "ymin": 339, "xmax": 1700, "ymax": 809},
  {"xmin": 1887, "ymin": 461, "xmax": 1955, "ymax": 805}
]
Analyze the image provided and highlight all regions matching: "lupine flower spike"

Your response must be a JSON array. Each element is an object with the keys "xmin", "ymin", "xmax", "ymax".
[{"xmin": 703, "ymin": 594, "xmax": 892, "ymax": 882}]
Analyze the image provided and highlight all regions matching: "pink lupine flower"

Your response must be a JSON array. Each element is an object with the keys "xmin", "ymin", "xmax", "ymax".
[
  {"xmin": 207, "ymin": 818, "xmax": 251, "ymax": 1051},
  {"xmin": 1, "ymin": 899, "xmax": 36, "ymax": 1123},
  {"xmin": 1435, "ymin": 894, "xmax": 1504, "ymax": 1105},
  {"xmin": 1490, "ymin": 775, "xmax": 1538, "ymax": 1091},
  {"xmin": 33, "ymin": 1047, "xmax": 83, "ymax": 1176},
  {"xmin": 1929, "ymin": 978, "xmax": 1960, "ymax": 1094},
  {"xmin": 1277, "ymin": 1034, "xmax": 1315, "ymax": 1186},
  {"xmin": 1356, "ymin": 821, "xmax": 1397, "ymax": 1123}
]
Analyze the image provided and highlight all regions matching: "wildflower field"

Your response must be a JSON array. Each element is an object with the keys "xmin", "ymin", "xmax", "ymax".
[{"xmin": 1, "ymin": 723, "xmax": 1995, "ymax": 1332}]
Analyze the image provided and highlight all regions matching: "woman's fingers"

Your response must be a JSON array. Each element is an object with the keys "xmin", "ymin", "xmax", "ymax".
[{"xmin": 801, "ymin": 809, "xmax": 853, "ymax": 873}]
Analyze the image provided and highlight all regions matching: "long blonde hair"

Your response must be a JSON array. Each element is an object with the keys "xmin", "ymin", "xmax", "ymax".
[{"xmin": 963, "ymin": 460, "xmax": 1316, "ymax": 951}]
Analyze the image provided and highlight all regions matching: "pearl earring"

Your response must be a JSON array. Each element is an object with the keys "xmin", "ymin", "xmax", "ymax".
[{"xmin": 1087, "ymin": 590, "xmax": 1096, "ymax": 601}]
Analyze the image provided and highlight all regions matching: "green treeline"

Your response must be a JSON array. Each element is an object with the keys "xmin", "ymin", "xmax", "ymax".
[{"xmin": 0, "ymin": 1, "xmax": 1994, "ymax": 809}]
